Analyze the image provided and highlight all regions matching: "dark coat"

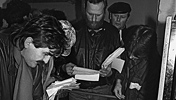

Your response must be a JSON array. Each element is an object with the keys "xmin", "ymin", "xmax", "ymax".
[
  {"xmin": 0, "ymin": 27, "xmax": 17, "ymax": 100},
  {"xmin": 121, "ymin": 50, "xmax": 161, "ymax": 100},
  {"xmin": 67, "ymin": 20, "xmax": 121, "ymax": 88},
  {"xmin": 0, "ymin": 27, "xmax": 50, "ymax": 100}
]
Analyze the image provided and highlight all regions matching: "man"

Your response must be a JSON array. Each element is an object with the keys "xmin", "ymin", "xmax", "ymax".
[
  {"xmin": 108, "ymin": 2, "xmax": 131, "ymax": 46},
  {"xmin": 0, "ymin": 15, "xmax": 76, "ymax": 100},
  {"xmin": 62, "ymin": 0, "xmax": 121, "ymax": 100}
]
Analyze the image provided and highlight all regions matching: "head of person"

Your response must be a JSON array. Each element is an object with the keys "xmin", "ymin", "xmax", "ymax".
[
  {"xmin": 108, "ymin": 2, "xmax": 131, "ymax": 29},
  {"xmin": 85, "ymin": 0, "xmax": 107, "ymax": 30},
  {"xmin": 4, "ymin": 0, "xmax": 31, "ymax": 27},
  {"xmin": 125, "ymin": 25, "xmax": 157, "ymax": 64},
  {"xmin": 42, "ymin": 9, "xmax": 67, "ymax": 20},
  {"xmin": 29, "ymin": 8, "xmax": 42, "ymax": 19},
  {"xmin": 11, "ymin": 15, "xmax": 76, "ymax": 67}
]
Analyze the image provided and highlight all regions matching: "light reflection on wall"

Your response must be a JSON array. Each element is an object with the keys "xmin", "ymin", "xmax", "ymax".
[{"xmin": 158, "ymin": 0, "xmax": 176, "ymax": 22}]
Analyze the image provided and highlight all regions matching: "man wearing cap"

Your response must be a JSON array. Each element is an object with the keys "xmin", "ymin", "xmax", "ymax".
[{"xmin": 108, "ymin": 2, "xmax": 131, "ymax": 46}]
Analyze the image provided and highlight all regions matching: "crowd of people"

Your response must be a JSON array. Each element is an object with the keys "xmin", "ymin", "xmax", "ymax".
[{"xmin": 0, "ymin": 0, "xmax": 162, "ymax": 100}]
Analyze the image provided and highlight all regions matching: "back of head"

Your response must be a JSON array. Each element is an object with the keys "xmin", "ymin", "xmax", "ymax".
[
  {"xmin": 4, "ymin": 0, "xmax": 31, "ymax": 26},
  {"xmin": 42, "ymin": 9, "xmax": 67, "ymax": 20},
  {"xmin": 108, "ymin": 2, "xmax": 131, "ymax": 14},
  {"xmin": 126, "ymin": 25, "xmax": 157, "ymax": 59}
]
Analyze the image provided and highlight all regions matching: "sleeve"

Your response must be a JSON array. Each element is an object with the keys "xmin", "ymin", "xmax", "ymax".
[
  {"xmin": 130, "ymin": 60, "xmax": 148, "ymax": 86},
  {"xmin": 0, "ymin": 34, "xmax": 16, "ymax": 100}
]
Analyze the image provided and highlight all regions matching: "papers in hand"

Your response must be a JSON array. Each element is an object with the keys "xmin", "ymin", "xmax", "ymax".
[
  {"xmin": 73, "ymin": 66, "xmax": 100, "ymax": 81},
  {"xmin": 111, "ymin": 58, "xmax": 125, "ymax": 73},
  {"xmin": 101, "ymin": 47, "xmax": 125, "ymax": 72},
  {"xmin": 46, "ymin": 77, "xmax": 79, "ymax": 100}
]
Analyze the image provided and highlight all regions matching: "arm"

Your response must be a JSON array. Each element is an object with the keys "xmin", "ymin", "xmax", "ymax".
[
  {"xmin": 129, "ymin": 60, "xmax": 148, "ymax": 90},
  {"xmin": 113, "ymin": 79, "xmax": 125, "ymax": 99}
]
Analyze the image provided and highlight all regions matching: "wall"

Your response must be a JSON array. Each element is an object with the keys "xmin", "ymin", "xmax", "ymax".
[
  {"xmin": 1, "ymin": 0, "xmax": 161, "ymax": 53},
  {"xmin": 106, "ymin": 0, "xmax": 159, "ymax": 29},
  {"xmin": 29, "ymin": 0, "xmax": 159, "ymax": 26},
  {"xmin": 29, "ymin": 2, "xmax": 76, "ymax": 21},
  {"xmin": 0, "ymin": 0, "xmax": 10, "ymax": 8},
  {"xmin": 29, "ymin": 0, "xmax": 160, "ymax": 52},
  {"xmin": 157, "ymin": 0, "xmax": 176, "ymax": 54}
]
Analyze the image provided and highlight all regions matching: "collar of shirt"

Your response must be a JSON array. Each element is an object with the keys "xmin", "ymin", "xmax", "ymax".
[{"xmin": 87, "ymin": 28, "xmax": 105, "ymax": 36}]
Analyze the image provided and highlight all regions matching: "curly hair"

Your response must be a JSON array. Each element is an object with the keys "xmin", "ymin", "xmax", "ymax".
[{"xmin": 11, "ymin": 15, "xmax": 69, "ymax": 57}]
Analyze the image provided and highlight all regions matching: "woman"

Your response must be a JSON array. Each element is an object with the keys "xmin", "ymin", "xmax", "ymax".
[{"xmin": 113, "ymin": 25, "xmax": 161, "ymax": 100}]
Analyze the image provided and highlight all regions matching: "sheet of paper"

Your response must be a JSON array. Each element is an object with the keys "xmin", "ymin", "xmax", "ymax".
[
  {"xmin": 111, "ymin": 58, "xmax": 125, "ymax": 73},
  {"xmin": 75, "ymin": 74, "xmax": 100, "ymax": 81},
  {"xmin": 46, "ymin": 77, "xmax": 79, "ymax": 100},
  {"xmin": 73, "ymin": 66, "xmax": 100, "ymax": 75},
  {"xmin": 102, "ymin": 47, "xmax": 125, "ymax": 69},
  {"xmin": 47, "ymin": 77, "xmax": 76, "ymax": 90}
]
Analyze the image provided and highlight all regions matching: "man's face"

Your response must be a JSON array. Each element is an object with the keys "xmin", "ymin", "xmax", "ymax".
[
  {"xmin": 110, "ymin": 13, "xmax": 129, "ymax": 29},
  {"xmin": 86, "ymin": 1, "xmax": 105, "ymax": 30},
  {"xmin": 21, "ymin": 37, "xmax": 56, "ymax": 67}
]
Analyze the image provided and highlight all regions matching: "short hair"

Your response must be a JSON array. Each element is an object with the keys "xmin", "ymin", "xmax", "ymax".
[
  {"xmin": 126, "ymin": 25, "xmax": 157, "ymax": 59},
  {"xmin": 85, "ymin": 0, "xmax": 107, "ymax": 10},
  {"xmin": 11, "ymin": 15, "xmax": 69, "ymax": 57}
]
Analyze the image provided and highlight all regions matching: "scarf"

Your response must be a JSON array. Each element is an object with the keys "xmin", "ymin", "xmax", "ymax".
[{"xmin": 13, "ymin": 46, "xmax": 54, "ymax": 100}]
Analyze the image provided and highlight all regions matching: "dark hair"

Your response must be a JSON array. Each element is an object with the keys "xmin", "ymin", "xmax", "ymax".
[
  {"xmin": 126, "ymin": 25, "xmax": 157, "ymax": 59},
  {"xmin": 4, "ymin": 0, "xmax": 31, "ymax": 26},
  {"xmin": 85, "ymin": 0, "xmax": 107, "ymax": 10},
  {"xmin": 42, "ymin": 9, "xmax": 67, "ymax": 20},
  {"xmin": 11, "ymin": 15, "xmax": 68, "ymax": 57}
]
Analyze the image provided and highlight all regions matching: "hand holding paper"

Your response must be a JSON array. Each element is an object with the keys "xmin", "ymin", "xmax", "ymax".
[
  {"xmin": 101, "ymin": 47, "xmax": 125, "ymax": 73},
  {"xmin": 73, "ymin": 66, "xmax": 100, "ymax": 81},
  {"xmin": 99, "ymin": 64, "xmax": 112, "ymax": 77},
  {"xmin": 46, "ymin": 77, "xmax": 79, "ymax": 100}
]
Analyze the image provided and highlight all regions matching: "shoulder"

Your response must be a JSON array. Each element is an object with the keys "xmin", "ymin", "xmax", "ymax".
[
  {"xmin": 103, "ymin": 21, "xmax": 119, "ymax": 37},
  {"xmin": 0, "ymin": 29, "xmax": 9, "ymax": 40},
  {"xmin": 103, "ymin": 21, "xmax": 119, "ymax": 38},
  {"xmin": 103, "ymin": 21, "xmax": 119, "ymax": 32},
  {"xmin": 0, "ymin": 28, "xmax": 13, "ymax": 45}
]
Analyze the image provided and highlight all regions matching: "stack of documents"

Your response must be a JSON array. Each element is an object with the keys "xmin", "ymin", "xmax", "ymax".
[
  {"xmin": 46, "ymin": 77, "xmax": 79, "ymax": 100},
  {"xmin": 102, "ymin": 47, "xmax": 125, "ymax": 73}
]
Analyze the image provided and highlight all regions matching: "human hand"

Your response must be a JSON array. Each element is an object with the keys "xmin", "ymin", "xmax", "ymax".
[
  {"xmin": 113, "ymin": 79, "xmax": 125, "ymax": 99},
  {"xmin": 99, "ymin": 64, "xmax": 112, "ymax": 77},
  {"xmin": 65, "ymin": 63, "xmax": 75, "ymax": 76}
]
